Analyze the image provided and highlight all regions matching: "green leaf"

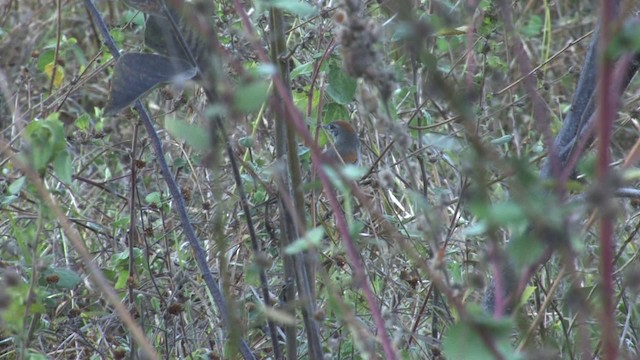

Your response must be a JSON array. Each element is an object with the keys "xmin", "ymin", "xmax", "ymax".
[
  {"xmin": 165, "ymin": 117, "xmax": 210, "ymax": 151},
  {"xmin": 507, "ymin": 232, "xmax": 545, "ymax": 268},
  {"xmin": 422, "ymin": 132, "xmax": 463, "ymax": 151},
  {"xmin": 490, "ymin": 134, "xmax": 513, "ymax": 146},
  {"xmin": 322, "ymin": 103, "xmax": 350, "ymax": 123},
  {"xmin": 265, "ymin": 0, "xmax": 317, "ymax": 17},
  {"xmin": 238, "ymin": 136, "xmax": 254, "ymax": 148},
  {"xmin": 25, "ymin": 115, "xmax": 67, "ymax": 174},
  {"xmin": 110, "ymin": 28, "xmax": 125, "ymax": 46},
  {"xmin": 52, "ymin": 149, "xmax": 73, "ymax": 184},
  {"xmin": 234, "ymin": 80, "xmax": 270, "ymax": 112},
  {"xmin": 113, "ymin": 217, "xmax": 131, "ymax": 230},
  {"xmin": 114, "ymin": 269, "xmax": 129, "ymax": 289},
  {"xmin": 8, "ymin": 176, "xmax": 25, "ymax": 195},
  {"xmin": 145, "ymin": 191, "xmax": 162, "ymax": 206},
  {"xmin": 285, "ymin": 227, "xmax": 325, "ymax": 254},
  {"xmin": 0, "ymin": 195, "xmax": 18, "ymax": 206},
  {"xmin": 41, "ymin": 268, "xmax": 82, "ymax": 289},
  {"xmin": 520, "ymin": 15, "xmax": 542, "ymax": 38},
  {"xmin": 443, "ymin": 321, "xmax": 496, "ymax": 360},
  {"xmin": 326, "ymin": 64, "xmax": 357, "ymax": 105},
  {"xmin": 340, "ymin": 164, "xmax": 366, "ymax": 180},
  {"xmin": 606, "ymin": 21, "xmax": 640, "ymax": 60},
  {"xmin": 120, "ymin": 9, "xmax": 146, "ymax": 27},
  {"xmin": 293, "ymin": 86, "xmax": 320, "ymax": 118},
  {"xmin": 442, "ymin": 313, "xmax": 519, "ymax": 360},
  {"xmin": 519, "ymin": 286, "xmax": 536, "ymax": 307},
  {"xmin": 75, "ymin": 113, "xmax": 90, "ymax": 130},
  {"xmin": 37, "ymin": 49, "xmax": 56, "ymax": 71},
  {"xmin": 291, "ymin": 61, "xmax": 315, "ymax": 79}
]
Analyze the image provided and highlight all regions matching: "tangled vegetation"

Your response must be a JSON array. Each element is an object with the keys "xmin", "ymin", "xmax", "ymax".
[{"xmin": 2, "ymin": 0, "xmax": 640, "ymax": 359}]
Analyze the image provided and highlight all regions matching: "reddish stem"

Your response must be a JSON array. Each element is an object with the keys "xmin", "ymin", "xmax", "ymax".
[{"xmin": 232, "ymin": 1, "xmax": 398, "ymax": 359}]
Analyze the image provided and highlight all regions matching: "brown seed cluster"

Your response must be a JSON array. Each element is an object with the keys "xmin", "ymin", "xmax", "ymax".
[{"xmin": 336, "ymin": 0, "xmax": 395, "ymax": 101}]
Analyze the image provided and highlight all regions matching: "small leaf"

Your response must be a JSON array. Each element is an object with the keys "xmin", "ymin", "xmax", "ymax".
[
  {"xmin": 265, "ymin": 0, "xmax": 317, "ymax": 17},
  {"xmin": 239, "ymin": 136, "xmax": 254, "ymax": 148},
  {"xmin": 291, "ymin": 61, "xmax": 315, "ymax": 79},
  {"xmin": 261, "ymin": 306, "xmax": 297, "ymax": 325},
  {"xmin": 285, "ymin": 227, "xmax": 324, "ymax": 254},
  {"xmin": 340, "ymin": 164, "xmax": 366, "ymax": 180},
  {"xmin": 165, "ymin": 117, "xmax": 210, "ymax": 151},
  {"xmin": 123, "ymin": 0, "xmax": 163, "ymax": 14},
  {"xmin": 25, "ymin": 116, "xmax": 67, "ymax": 173},
  {"xmin": 490, "ymin": 134, "xmax": 513, "ymax": 146},
  {"xmin": 520, "ymin": 15, "xmax": 542, "ymax": 38},
  {"xmin": 110, "ymin": 28, "xmax": 125, "ymax": 46},
  {"xmin": 43, "ymin": 62, "xmax": 64, "ymax": 88},
  {"xmin": 233, "ymin": 80, "xmax": 270, "ymax": 112},
  {"xmin": 436, "ymin": 25, "xmax": 468, "ymax": 36},
  {"xmin": 114, "ymin": 269, "xmax": 129, "ymax": 289},
  {"xmin": 37, "ymin": 49, "xmax": 55, "ymax": 71},
  {"xmin": 1, "ymin": 195, "xmax": 18, "ymax": 206},
  {"xmin": 519, "ymin": 286, "xmax": 536, "ymax": 307},
  {"xmin": 8, "ymin": 176, "xmax": 25, "ymax": 195},
  {"xmin": 145, "ymin": 191, "xmax": 162, "ymax": 206},
  {"xmin": 75, "ymin": 113, "xmax": 90, "ymax": 130},
  {"xmin": 422, "ymin": 132, "xmax": 463, "ymax": 151}
]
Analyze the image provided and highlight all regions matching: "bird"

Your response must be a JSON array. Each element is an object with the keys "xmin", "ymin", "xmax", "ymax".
[{"xmin": 322, "ymin": 121, "xmax": 361, "ymax": 165}]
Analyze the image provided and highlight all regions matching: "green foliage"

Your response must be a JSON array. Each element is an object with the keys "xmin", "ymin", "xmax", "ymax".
[
  {"xmin": 1, "ymin": 0, "xmax": 634, "ymax": 358},
  {"xmin": 261, "ymin": 0, "xmax": 317, "ymax": 17},
  {"xmin": 165, "ymin": 117, "xmax": 210, "ymax": 151},
  {"xmin": 442, "ymin": 311, "xmax": 519, "ymax": 360},
  {"xmin": 285, "ymin": 227, "xmax": 325, "ymax": 254},
  {"xmin": 25, "ymin": 113, "xmax": 72, "ymax": 183},
  {"xmin": 234, "ymin": 79, "xmax": 271, "ymax": 112},
  {"xmin": 520, "ymin": 15, "xmax": 543, "ymax": 38},
  {"xmin": 326, "ymin": 61, "xmax": 357, "ymax": 105}
]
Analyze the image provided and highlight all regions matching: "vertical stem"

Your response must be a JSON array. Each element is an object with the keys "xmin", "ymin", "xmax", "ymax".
[{"xmin": 596, "ymin": 1, "xmax": 616, "ymax": 359}]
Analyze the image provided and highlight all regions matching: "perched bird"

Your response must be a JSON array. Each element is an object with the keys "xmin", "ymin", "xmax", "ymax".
[{"xmin": 322, "ymin": 121, "xmax": 361, "ymax": 165}]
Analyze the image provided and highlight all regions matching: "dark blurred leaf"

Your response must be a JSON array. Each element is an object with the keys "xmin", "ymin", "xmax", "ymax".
[
  {"xmin": 606, "ymin": 20, "xmax": 640, "ymax": 60},
  {"xmin": 145, "ymin": 13, "xmax": 187, "ymax": 59},
  {"xmin": 104, "ymin": 53, "xmax": 196, "ymax": 115},
  {"xmin": 144, "ymin": 10, "xmax": 210, "ymax": 69}
]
